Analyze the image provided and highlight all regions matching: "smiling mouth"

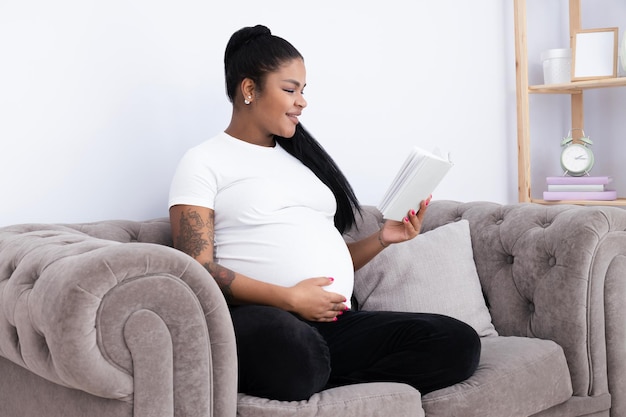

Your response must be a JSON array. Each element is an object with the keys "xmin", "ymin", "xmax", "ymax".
[{"xmin": 287, "ymin": 113, "xmax": 300, "ymax": 124}]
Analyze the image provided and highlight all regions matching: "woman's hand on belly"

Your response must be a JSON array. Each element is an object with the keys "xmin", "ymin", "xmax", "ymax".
[{"xmin": 285, "ymin": 277, "xmax": 348, "ymax": 322}]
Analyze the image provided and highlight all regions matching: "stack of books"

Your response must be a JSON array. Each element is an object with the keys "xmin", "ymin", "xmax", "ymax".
[{"xmin": 543, "ymin": 176, "xmax": 617, "ymax": 201}]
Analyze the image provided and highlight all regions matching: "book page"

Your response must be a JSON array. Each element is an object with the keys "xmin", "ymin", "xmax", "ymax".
[{"xmin": 378, "ymin": 146, "xmax": 452, "ymax": 221}]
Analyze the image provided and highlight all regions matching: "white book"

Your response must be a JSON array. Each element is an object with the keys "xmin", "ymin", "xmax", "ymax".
[
  {"xmin": 378, "ymin": 146, "xmax": 453, "ymax": 221},
  {"xmin": 547, "ymin": 184, "xmax": 605, "ymax": 192}
]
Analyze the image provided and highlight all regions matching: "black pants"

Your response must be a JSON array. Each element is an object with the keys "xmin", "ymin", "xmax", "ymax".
[{"xmin": 230, "ymin": 305, "xmax": 481, "ymax": 401}]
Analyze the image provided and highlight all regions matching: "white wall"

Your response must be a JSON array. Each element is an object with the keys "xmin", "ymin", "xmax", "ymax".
[{"xmin": 1, "ymin": 0, "xmax": 620, "ymax": 226}]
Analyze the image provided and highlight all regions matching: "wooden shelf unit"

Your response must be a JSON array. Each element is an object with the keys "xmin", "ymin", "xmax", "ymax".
[{"xmin": 514, "ymin": 0, "xmax": 626, "ymax": 206}]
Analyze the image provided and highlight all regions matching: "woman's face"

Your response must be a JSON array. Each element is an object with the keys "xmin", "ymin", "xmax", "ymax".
[{"xmin": 254, "ymin": 58, "xmax": 307, "ymax": 139}]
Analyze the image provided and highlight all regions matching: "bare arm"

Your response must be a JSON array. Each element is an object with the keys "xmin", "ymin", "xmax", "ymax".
[
  {"xmin": 169, "ymin": 204, "xmax": 347, "ymax": 321},
  {"xmin": 347, "ymin": 199, "xmax": 430, "ymax": 271}
]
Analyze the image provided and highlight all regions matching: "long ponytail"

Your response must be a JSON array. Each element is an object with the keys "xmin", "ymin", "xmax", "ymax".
[{"xmin": 276, "ymin": 124, "xmax": 360, "ymax": 233}]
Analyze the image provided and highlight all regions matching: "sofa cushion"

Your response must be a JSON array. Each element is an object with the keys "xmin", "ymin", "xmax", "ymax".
[
  {"xmin": 422, "ymin": 336, "xmax": 573, "ymax": 417},
  {"xmin": 237, "ymin": 382, "xmax": 424, "ymax": 417},
  {"xmin": 345, "ymin": 207, "xmax": 497, "ymax": 337}
]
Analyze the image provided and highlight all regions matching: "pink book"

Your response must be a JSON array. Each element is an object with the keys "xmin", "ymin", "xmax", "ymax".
[
  {"xmin": 543, "ymin": 190, "xmax": 617, "ymax": 201},
  {"xmin": 546, "ymin": 176, "xmax": 612, "ymax": 185}
]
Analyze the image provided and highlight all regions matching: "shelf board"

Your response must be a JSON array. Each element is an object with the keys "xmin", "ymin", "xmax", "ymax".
[
  {"xmin": 529, "ymin": 77, "xmax": 626, "ymax": 94},
  {"xmin": 530, "ymin": 198, "xmax": 626, "ymax": 207}
]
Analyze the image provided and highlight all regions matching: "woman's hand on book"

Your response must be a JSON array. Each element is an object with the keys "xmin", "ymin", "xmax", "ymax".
[{"xmin": 379, "ymin": 196, "xmax": 431, "ymax": 246}]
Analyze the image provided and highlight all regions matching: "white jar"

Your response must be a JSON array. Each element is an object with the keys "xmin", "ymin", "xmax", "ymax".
[{"xmin": 541, "ymin": 48, "xmax": 572, "ymax": 84}]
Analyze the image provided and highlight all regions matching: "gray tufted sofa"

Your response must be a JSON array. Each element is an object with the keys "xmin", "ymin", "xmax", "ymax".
[{"xmin": 1, "ymin": 200, "xmax": 626, "ymax": 417}]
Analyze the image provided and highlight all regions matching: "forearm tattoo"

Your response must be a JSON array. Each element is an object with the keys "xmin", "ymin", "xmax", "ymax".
[
  {"xmin": 204, "ymin": 261, "xmax": 236, "ymax": 304},
  {"xmin": 176, "ymin": 210, "xmax": 236, "ymax": 303}
]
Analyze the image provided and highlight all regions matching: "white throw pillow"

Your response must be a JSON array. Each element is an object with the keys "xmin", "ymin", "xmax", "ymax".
[{"xmin": 353, "ymin": 219, "xmax": 497, "ymax": 337}]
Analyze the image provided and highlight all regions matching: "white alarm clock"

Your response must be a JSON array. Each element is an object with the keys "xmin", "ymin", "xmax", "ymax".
[{"xmin": 560, "ymin": 130, "xmax": 594, "ymax": 176}]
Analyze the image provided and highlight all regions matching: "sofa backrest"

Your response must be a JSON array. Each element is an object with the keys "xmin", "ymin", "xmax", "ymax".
[
  {"xmin": 0, "ymin": 218, "xmax": 173, "ymax": 247},
  {"xmin": 65, "ymin": 218, "xmax": 173, "ymax": 246}
]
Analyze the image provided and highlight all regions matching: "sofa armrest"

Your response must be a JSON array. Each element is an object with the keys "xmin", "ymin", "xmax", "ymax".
[
  {"xmin": 591, "ymin": 232, "xmax": 626, "ymax": 416},
  {"xmin": 421, "ymin": 200, "xmax": 626, "ymax": 405},
  {"xmin": 0, "ymin": 225, "xmax": 237, "ymax": 417}
]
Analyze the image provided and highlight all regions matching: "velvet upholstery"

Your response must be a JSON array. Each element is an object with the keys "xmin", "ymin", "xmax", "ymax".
[
  {"xmin": 422, "ymin": 336, "xmax": 571, "ymax": 417},
  {"xmin": 1, "ymin": 200, "xmax": 626, "ymax": 416},
  {"xmin": 237, "ymin": 383, "xmax": 424, "ymax": 417},
  {"xmin": 0, "ymin": 219, "xmax": 237, "ymax": 417}
]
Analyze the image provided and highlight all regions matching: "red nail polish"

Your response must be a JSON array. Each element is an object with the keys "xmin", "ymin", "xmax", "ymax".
[
  {"xmin": 329, "ymin": 277, "xmax": 334, "ymax": 282},
  {"xmin": 404, "ymin": 217, "xmax": 409, "ymax": 223},
  {"xmin": 333, "ymin": 317, "xmax": 338, "ymax": 322},
  {"xmin": 411, "ymin": 210, "xmax": 416, "ymax": 216}
]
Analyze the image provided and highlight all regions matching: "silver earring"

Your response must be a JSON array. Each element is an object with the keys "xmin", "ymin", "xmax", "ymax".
[{"xmin": 244, "ymin": 95, "xmax": 252, "ymax": 105}]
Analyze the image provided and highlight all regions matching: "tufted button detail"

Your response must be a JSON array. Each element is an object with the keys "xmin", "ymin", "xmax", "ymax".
[
  {"xmin": 542, "ymin": 222, "xmax": 551, "ymax": 228},
  {"xmin": 506, "ymin": 255, "xmax": 514, "ymax": 264},
  {"xmin": 528, "ymin": 303, "xmax": 535, "ymax": 313},
  {"xmin": 454, "ymin": 216, "xmax": 462, "ymax": 222},
  {"xmin": 548, "ymin": 257, "xmax": 556, "ymax": 267},
  {"xmin": 496, "ymin": 219, "xmax": 504, "ymax": 225}
]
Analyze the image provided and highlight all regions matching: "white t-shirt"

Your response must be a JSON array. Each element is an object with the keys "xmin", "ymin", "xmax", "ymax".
[{"xmin": 169, "ymin": 132, "xmax": 354, "ymax": 306}]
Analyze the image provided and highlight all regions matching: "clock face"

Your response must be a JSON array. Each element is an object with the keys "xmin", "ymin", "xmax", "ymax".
[{"xmin": 561, "ymin": 143, "xmax": 594, "ymax": 176}]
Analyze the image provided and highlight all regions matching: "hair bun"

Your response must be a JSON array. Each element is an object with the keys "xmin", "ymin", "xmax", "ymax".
[
  {"xmin": 225, "ymin": 25, "xmax": 272, "ymax": 62},
  {"xmin": 244, "ymin": 24, "xmax": 271, "ymax": 42}
]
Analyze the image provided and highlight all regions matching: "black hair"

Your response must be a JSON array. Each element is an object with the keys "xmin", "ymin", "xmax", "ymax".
[
  {"xmin": 224, "ymin": 24, "xmax": 302, "ymax": 103},
  {"xmin": 275, "ymin": 125, "xmax": 361, "ymax": 233},
  {"xmin": 224, "ymin": 25, "xmax": 361, "ymax": 233}
]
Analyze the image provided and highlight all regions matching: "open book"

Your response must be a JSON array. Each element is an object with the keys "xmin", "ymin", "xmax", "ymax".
[{"xmin": 377, "ymin": 146, "xmax": 453, "ymax": 221}]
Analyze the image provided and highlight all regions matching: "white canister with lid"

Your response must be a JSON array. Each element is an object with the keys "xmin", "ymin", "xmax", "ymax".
[{"xmin": 541, "ymin": 48, "xmax": 572, "ymax": 84}]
